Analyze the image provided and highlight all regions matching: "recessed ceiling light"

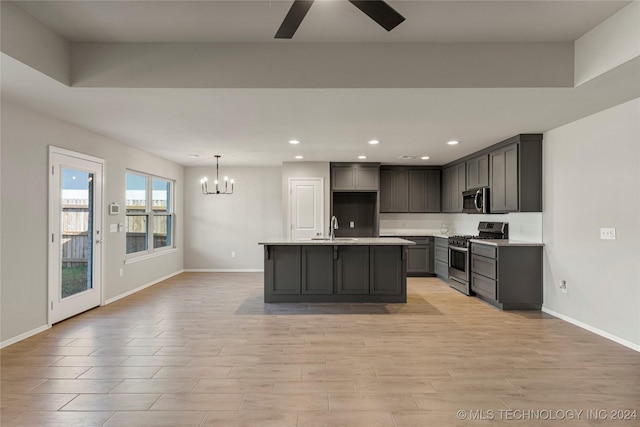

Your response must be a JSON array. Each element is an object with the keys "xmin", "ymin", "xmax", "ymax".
[
  {"xmin": 358, "ymin": 155, "xmax": 367, "ymax": 159},
  {"xmin": 398, "ymin": 155, "xmax": 416, "ymax": 160},
  {"xmin": 421, "ymin": 156, "xmax": 430, "ymax": 160},
  {"xmin": 289, "ymin": 140, "xmax": 300, "ymax": 145},
  {"xmin": 295, "ymin": 155, "xmax": 304, "ymax": 159},
  {"xmin": 368, "ymin": 140, "xmax": 380, "ymax": 145},
  {"xmin": 188, "ymin": 154, "xmax": 200, "ymax": 158},
  {"xmin": 447, "ymin": 140, "xmax": 460, "ymax": 145}
]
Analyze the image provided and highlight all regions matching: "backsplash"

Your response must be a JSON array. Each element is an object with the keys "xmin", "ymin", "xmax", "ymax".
[{"xmin": 380, "ymin": 212, "xmax": 542, "ymax": 242}]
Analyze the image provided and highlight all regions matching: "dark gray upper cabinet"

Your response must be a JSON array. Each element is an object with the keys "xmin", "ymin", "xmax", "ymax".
[
  {"xmin": 466, "ymin": 154, "xmax": 489, "ymax": 189},
  {"xmin": 379, "ymin": 167, "xmax": 441, "ymax": 213},
  {"xmin": 442, "ymin": 163, "xmax": 466, "ymax": 213},
  {"xmin": 408, "ymin": 169, "xmax": 441, "ymax": 213},
  {"xmin": 379, "ymin": 168, "xmax": 408, "ymax": 212},
  {"xmin": 489, "ymin": 135, "xmax": 542, "ymax": 213},
  {"xmin": 331, "ymin": 163, "xmax": 380, "ymax": 191},
  {"xmin": 490, "ymin": 144, "xmax": 519, "ymax": 212}
]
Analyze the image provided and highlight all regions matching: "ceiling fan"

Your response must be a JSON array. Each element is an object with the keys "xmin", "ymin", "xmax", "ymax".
[{"xmin": 275, "ymin": 0, "xmax": 405, "ymax": 39}]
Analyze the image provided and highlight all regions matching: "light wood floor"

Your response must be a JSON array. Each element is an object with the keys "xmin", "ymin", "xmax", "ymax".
[{"xmin": 1, "ymin": 273, "xmax": 638, "ymax": 426}]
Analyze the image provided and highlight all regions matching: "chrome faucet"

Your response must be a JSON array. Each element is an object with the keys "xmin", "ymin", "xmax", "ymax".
[{"xmin": 329, "ymin": 216, "xmax": 339, "ymax": 240}]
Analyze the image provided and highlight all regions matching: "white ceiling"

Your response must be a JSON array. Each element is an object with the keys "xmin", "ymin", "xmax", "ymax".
[
  {"xmin": 2, "ymin": 1, "xmax": 637, "ymax": 166},
  {"xmin": 15, "ymin": 0, "xmax": 629, "ymax": 43}
]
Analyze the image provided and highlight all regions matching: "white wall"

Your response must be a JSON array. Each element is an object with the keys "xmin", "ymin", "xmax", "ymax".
[
  {"xmin": 281, "ymin": 162, "xmax": 331, "ymax": 238},
  {"xmin": 380, "ymin": 212, "xmax": 542, "ymax": 242},
  {"xmin": 574, "ymin": 1, "xmax": 640, "ymax": 86},
  {"xmin": 543, "ymin": 98, "xmax": 640, "ymax": 347},
  {"xmin": 183, "ymin": 166, "xmax": 282, "ymax": 270},
  {"xmin": 0, "ymin": 100, "xmax": 184, "ymax": 345}
]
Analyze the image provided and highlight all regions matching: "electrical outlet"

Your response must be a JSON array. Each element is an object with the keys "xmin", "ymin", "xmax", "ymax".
[
  {"xmin": 118, "ymin": 223, "xmax": 124, "ymax": 233},
  {"xmin": 559, "ymin": 280, "xmax": 567, "ymax": 294},
  {"xmin": 119, "ymin": 268, "xmax": 124, "ymax": 277},
  {"xmin": 231, "ymin": 251, "xmax": 236, "ymax": 258},
  {"xmin": 600, "ymin": 228, "xmax": 616, "ymax": 240}
]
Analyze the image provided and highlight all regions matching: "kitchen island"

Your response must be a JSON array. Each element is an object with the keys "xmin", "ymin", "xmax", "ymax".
[{"xmin": 258, "ymin": 238, "xmax": 414, "ymax": 303}]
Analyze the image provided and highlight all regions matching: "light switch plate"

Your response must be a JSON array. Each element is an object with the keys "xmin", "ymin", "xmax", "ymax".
[
  {"xmin": 109, "ymin": 224, "xmax": 118, "ymax": 233},
  {"xmin": 118, "ymin": 223, "xmax": 125, "ymax": 233},
  {"xmin": 350, "ymin": 221, "xmax": 355, "ymax": 228},
  {"xmin": 600, "ymin": 228, "xmax": 616, "ymax": 240}
]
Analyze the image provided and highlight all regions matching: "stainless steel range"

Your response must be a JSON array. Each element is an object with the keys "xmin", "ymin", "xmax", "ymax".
[{"xmin": 448, "ymin": 222, "xmax": 509, "ymax": 295}]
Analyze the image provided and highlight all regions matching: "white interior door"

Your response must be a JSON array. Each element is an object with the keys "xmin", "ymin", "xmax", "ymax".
[
  {"xmin": 49, "ymin": 147, "xmax": 104, "ymax": 324},
  {"xmin": 289, "ymin": 178, "xmax": 324, "ymax": 240}
]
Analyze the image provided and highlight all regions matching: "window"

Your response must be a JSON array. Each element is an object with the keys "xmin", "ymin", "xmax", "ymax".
[{"xmin": 126, "ymin": 171, "xmax": 175, "ymax": 256}]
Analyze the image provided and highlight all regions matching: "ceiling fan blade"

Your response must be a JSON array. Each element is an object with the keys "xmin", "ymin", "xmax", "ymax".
[
  {"xmin": 275, "ymin": 0, "xmax": 314, "ymax": 39},
  {"xmin": 348, "ymin": 0, "xmax": 405, "ymax": 32}
]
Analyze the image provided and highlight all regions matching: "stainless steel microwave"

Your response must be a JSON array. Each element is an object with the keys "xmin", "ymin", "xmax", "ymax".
[{"xmin": 462, "ymin": 187, "xmax": 489, "ymax": 214}]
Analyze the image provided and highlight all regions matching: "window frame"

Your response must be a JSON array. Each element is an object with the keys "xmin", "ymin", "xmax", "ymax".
[{"xmin": 125, "ymin": 170, "xmax": 175, "ymax": 259}]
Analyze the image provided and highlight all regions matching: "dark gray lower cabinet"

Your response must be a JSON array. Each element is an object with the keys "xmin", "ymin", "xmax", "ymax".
[
  {"xmin": 302, "ymin": 246, "xmax": 334, "ymax": 295},
  {"xmin": 402, "ymin": 237, "xmax": 434, "ymax": 277},
  {"xmin": 336, "ymin": 246, "xmax": 370, "ymax": 294},
  {"xmin": 370, "ymin": 246, "xmax": 403, "ymax": 294},
  {"xmin": 470, "ymin": 243, "xmax": 542, "ymax": 310},
  {"xmin": 267, "ymin": 245, "xmax": 301, "ymax": 295},
  {"xmin": 434, "ymin": 237, "xmax": 449, "ymax": 281},
  {"xmin": 264, "ymin": 244, "xmax": 407, "ymax": 303}
]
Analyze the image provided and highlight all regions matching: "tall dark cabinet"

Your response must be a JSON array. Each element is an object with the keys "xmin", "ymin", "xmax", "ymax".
[{"xmin": 331, "ymin": 163, "xmax": 380, "ymax": 237}]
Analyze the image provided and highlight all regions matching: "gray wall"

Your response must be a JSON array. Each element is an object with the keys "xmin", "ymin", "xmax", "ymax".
[
  {"xmin": 543, "ymin": 98, "xmax": 640, "ymax": 346},
  {"xmin": 1, "ymin": 100, "xmax": 184, "ymax": 344},
  {"xmin": 183, "ymin": 165, "xmax": 282, "ymax": 270}
]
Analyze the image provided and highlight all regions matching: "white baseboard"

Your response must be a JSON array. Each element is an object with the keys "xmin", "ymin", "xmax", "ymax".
[
  {"xmin": 184, "ymin": 269, "xmax": 264, "ymax": 273},
  {"xmin": 542, "ymin": 306, "xmax": 640, "ymax": 352},
  {"xmin": 1, "ymin": 324, "xmax": 50, "ymax": 349},
  {"xmin": 104, "ymin": 269, "xmax": 184, "ymax": 305}
]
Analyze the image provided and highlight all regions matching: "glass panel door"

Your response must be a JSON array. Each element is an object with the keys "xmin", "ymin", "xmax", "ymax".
[
  {"xmin": 49, "ymin": 148, "xmax": 103, "ymax": 324},
  {"xmin": 60, "ymin": 167, "xmax": 94, "ymax": 298}
]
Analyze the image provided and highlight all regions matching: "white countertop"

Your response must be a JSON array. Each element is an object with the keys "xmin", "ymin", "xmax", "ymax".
[
  {"xmin": 470, "ymin": 239, "xmax": 544, "ymax": 247},
  {"xmin": 259, "ymin": 237, "xmax": 415, "ymax": 246}
]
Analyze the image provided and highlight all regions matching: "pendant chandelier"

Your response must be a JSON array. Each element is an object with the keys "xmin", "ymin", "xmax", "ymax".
[{"xmin": 200, "ymin": 155, "xmax": 234, "ymax": 195}]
